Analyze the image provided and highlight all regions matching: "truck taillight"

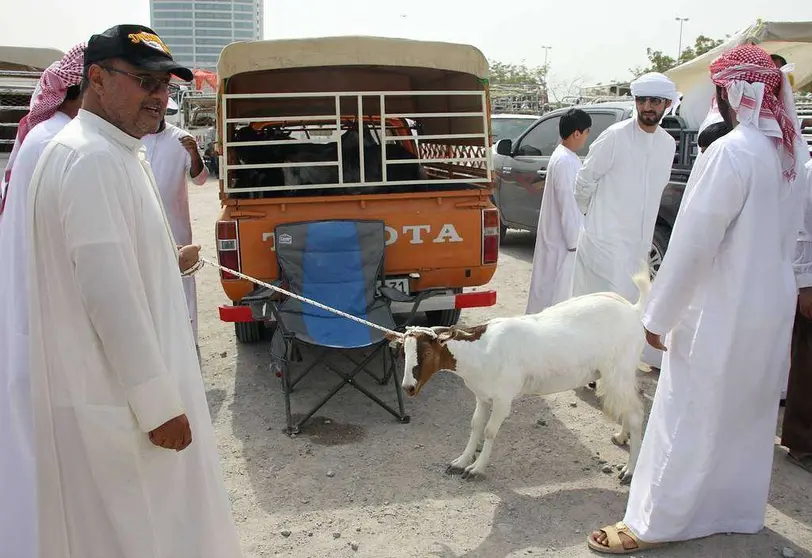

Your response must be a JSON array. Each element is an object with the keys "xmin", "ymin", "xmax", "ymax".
[
  {"xmin": 216, "ymin": 220, "xmax": 240, "ymax": 280},
  {"xmin": 482, "ymin": 208, "xmax": 499, "ymax": 265}
]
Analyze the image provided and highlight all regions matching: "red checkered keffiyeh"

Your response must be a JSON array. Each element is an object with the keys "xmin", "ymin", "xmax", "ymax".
[
  {"xmin": 17, "ymin": 42, "xmax": 86, "ymax": 144},
  {"xmin": 709, "ymin": 44, "xmax": 799, "ymax": 182},
  {"xmin": 0, "ymin": 43, "xmax": 85, "ymax": 215}
]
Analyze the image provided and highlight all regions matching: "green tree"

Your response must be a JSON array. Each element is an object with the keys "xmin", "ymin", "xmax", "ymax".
[
  {"xmin": 488, "ymin": 60, "xmax": 548, "ymax": 84},
  {"xmin": 693, "ymin": 34, "xmax": 724, "ymax": 56},
  {"xmin": 630, "ymin": 35, "xmax": 725, "ymax": 77}
]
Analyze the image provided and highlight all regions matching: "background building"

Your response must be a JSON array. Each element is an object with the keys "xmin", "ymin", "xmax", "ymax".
[{"xmin": 150, "ymin": 0, "xmax": 264, "ymax": 71}]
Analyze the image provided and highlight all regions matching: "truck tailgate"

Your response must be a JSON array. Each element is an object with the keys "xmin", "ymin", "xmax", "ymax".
[{"xmin": 220, "ymin": 189, "xmax": 496, "ymax": 301}]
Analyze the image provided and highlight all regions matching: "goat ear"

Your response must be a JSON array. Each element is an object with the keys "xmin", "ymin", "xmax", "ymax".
[
  {"xmin": 385, "ymin": 332, "xmax": 403, "ymax": 349},
  {"xmin": 435, "ymin": 327, "xmax": 455, "ymax": 343}
]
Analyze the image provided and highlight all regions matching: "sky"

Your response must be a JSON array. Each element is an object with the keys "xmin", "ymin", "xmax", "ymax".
[{"xmin": 3, "ymin": 0, "xmax": 811, "ymax": 97}]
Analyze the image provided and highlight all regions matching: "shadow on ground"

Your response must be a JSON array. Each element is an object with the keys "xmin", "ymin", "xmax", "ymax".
[
  {"xmin": 223, "ymin": 327, "xmax": 616, "ymax": 516},
  {"xmin": 498, "ymin": 230, "xmax": 535, "ymax": 264},
  {"xmin": 572, "ymin": 375, "xmax": 812, "ymax": 539},
  {"xmin": 206, "ymin": 387, "xmax": 227, "ymax": 424},
  {"xmin": 424, "ymin": 480, "xmax": 809, "ymax": 558}
]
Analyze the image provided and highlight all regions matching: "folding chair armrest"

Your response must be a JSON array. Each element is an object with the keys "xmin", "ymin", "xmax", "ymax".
[
  {"xmin": 242, "ymin": 281, "xmax": 285, "ymax": 303},
  {"xmin": 379, "ymin": 286, "xmax": 414, "ymax": 303}
]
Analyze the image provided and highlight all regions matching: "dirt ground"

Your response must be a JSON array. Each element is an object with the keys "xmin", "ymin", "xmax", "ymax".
[{"xmin": 190, "ymin": 178, "xmax": 812, "ymax": 558}]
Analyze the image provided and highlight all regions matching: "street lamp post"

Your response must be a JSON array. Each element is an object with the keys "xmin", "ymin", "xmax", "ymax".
[
  {"xmin": 675, "ymin": 17, "xmax": 689, "ymax": 63},
  {"xmin": 540, "ymin": 46, "xmax": 552, "ymax": 108},
  {"xmin": 541, "ymin": 45, "xmax": 552, "ymax": 68}
]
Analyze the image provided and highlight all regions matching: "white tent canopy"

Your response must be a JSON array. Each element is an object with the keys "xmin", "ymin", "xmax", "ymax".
[{"xmin": 666, "ymin": 21, "xmax": 812, "ymax": 129}]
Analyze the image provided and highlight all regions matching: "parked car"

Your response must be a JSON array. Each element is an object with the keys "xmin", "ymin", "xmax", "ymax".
[
  {"xmin": 490, "ymin": 101, "xmax": 698, "ymax": 278},
  {"xmin": 490, "ymin": 113, "xmax": 539, "ymax": 144}
]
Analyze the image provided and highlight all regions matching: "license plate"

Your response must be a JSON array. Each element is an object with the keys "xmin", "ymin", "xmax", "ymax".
[{"xmin": 381, "ymin": 277, "xmax": 410, "ymax": 296}]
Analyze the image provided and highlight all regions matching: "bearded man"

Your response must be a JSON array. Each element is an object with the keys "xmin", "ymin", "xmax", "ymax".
[{"xmin": 571, "ymin": 72, "xmax": 678, "ymax": 367}]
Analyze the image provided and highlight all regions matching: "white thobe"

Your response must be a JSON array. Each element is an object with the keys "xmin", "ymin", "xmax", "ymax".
[
  {"xmin": 143, "ymin": 123, "xmax": 208, "ymax": 343},
  {"xmin": 526, "ymin": 144, "xmax": 582, "ymax": 313},
  {"xmin": 624, "ymin": 124, "xmax": 811, "ymax": 542},
  {"xmin": 0, "ymin": 111, "xmax": 70, "ymax": 558},
  {"xmin": 26, "ymin": 110, "xmax": 241, "ymax": 558},
  {"xmin": 794, "ymin": 161, "xmax": 812, "ymax": 287},
  {"xmin": 783, "ymin": 160, "xmax": 812, "ymax": 400},
  {"xmin": 571, "ymin": 118, "xmax": 675, "ymax": 367}
]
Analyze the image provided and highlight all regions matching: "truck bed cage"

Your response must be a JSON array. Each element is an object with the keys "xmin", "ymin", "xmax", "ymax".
[
  {"xmin": 0, "ymin": 70, "xmax": 40, "ymax": 148},
  {"xmin": 220, "ymin": 90, "xmax": 492, "ymax": 196}
]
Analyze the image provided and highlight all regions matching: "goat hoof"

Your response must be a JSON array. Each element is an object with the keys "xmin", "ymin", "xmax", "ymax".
[
  {"xmin": 445, "ymin": 465, "xmax": 465, "ymax": 476},
  {"xmin": 618, "ymin": 469, "xmax": 633, "ymax": 485},
  {"xmin": 461, "ymin": 469, "xmax": 476, "ymax": 480},
  {"xmin": 611, "ymin": 434, "xmax": 629, "ymax": 447}
]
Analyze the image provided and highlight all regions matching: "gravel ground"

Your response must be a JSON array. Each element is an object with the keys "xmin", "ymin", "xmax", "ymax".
[{"xmin": 190, "ymin": 178, "xmax": 812, "ymax": 558}]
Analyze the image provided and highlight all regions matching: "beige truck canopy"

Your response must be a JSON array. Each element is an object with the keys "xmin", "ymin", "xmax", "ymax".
[
  {"xmin": 217, "ymin": 36, "xmax": 488, "ymax": 81},
  {"xmin": 667, "ymin": 21, "xmax": 812, "ymax": 129},
  {"xmin": 0, "ymin": 45, "xmax": 64, "ymax": 71},
  {"xmin": 216, "ymin": 36, "xmax": 489, "ymax": 140}
]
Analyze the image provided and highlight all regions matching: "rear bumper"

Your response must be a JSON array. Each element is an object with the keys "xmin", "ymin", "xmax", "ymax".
[
  {"xmin": 390, "ymin": 289, "xmax": 496, "ymax": 314},
  {"xmin": 218, "ymin": 289, "xmax": 497, "ymax": 323},
  {"xmin": 219, "ymin": 305, "xmax": 254, "ymax": 323}
]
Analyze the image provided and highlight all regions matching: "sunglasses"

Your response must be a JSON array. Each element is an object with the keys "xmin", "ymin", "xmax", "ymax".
[
  {"xmin": 634, "ymin": 96, "xmax": 667, "ymax": 107},
  {"xmin": 100, "ymin": 66, "xmax": 180, "ymax": 94}
]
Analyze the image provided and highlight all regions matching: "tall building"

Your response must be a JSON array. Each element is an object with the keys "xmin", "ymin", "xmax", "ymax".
[{"xmin": 150, "ymin": 0, "xmax": 264, "ymax": 72}]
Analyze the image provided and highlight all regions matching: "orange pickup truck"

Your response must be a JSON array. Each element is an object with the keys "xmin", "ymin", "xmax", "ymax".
[{"xmin": 213, "ymin": 36, "xmax": 499, "ymax": 342}]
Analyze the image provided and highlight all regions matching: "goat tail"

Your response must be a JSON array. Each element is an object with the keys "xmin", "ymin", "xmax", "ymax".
[
  {"xmin": 596, "ymin": 343, "xmax": 646, "ymax": 425},
  {"xmin": 631, "ymin": 260, "xmax": 651, "ymax": 316}
]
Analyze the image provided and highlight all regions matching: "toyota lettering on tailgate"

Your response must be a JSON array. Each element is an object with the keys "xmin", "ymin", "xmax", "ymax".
[{"xmin": 260, "ymin": 224, "xmax": 464, "ymax": 251}]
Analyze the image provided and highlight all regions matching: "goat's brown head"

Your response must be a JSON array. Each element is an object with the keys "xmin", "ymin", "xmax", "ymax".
[{"xmin": 386, "ymin": 325, "xmax": 486, "ymax": 396}]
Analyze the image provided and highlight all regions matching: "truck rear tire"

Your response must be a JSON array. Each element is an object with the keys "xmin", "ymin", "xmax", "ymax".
[
  {"xmin": 235, "ymin": 320, "xmax": 264, "ymax": 344},
  {"xmin": 650, "ymin": 225, "xmax": 671, "ymax": 280},
  {"xmin": 425, "ymin": 288, "xmax": 462, "ymax": 327}
]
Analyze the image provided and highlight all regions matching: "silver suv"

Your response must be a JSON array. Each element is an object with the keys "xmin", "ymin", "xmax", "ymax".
[{"xmin": 491, "ymin": 101, "xmax": 695, "ymax": 279}]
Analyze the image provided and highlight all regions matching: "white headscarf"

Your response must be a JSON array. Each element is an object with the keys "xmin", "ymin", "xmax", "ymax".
[{"xmin": 630, "ymin": 72, "xmax": 681, "ymax": 116}]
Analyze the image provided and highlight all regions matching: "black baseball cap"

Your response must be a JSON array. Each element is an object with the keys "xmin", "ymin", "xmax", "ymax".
[{"xmin": 85, "ymin": 24, "xmax": 193, "ymax": 82}]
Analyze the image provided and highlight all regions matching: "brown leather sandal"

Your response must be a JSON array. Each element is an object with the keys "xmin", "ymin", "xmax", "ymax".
[{"xmin": 587, "ymin": 522, "xmax": 665, "ymax": 554}]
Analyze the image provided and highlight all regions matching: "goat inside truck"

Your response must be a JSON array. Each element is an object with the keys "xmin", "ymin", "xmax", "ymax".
[{"xmin": 213, "ymin": 36, "xmax": 500, "ymax": 343}]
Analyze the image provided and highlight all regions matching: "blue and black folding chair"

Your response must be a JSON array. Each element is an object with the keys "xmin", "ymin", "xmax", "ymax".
[{"xmin": 262, "ymin": 219, "xmax": 422, "ymax": 435}]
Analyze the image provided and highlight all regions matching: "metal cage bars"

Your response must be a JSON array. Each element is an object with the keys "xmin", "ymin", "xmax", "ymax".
[{"xmin": 220, "ymin": 90, "xmax": 492, "ymax": 194}]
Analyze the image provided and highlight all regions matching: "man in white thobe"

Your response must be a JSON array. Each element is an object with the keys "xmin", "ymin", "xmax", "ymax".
[
  {"xmin": 782, "ymin": 158, "xmax": 812, "ymax": 473},
  {"xmin": 571, "ymin": 72, "xmax": 678, "ymax": 368},
  {"xmin": 26, "ymin": 25, "xmax": 241, "ymax": 557},
  {"xmin": 526, "ymin": 108, "xmax": 591, "ymax": 313},
  {"xmin": 143, "ymin": 117, "xmax": 208, "ymax": 343},
  {"xmin": 0, "ymin": 44, "xmax": 85, "ymax": 558},
  {"xmin": 587, "ymin": 45, "xmax": 810, "ymax": 555}
]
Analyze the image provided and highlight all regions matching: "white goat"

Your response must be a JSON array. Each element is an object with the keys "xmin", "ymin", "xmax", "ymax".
[{"xmin": 388, "ymin": 266, "xmax": 650, "ymax": 483}]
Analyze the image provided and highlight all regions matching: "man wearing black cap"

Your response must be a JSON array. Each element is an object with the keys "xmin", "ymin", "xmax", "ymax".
[{"xmin": 25, "ymin": 25, "xmax": 242, "ymax": 557}]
